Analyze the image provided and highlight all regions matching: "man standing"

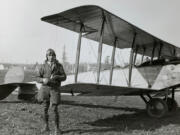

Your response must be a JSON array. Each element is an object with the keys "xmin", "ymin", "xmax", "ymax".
[{"xmin": 36, "ymin": 48, "xmax": 66, "ymax": 134}]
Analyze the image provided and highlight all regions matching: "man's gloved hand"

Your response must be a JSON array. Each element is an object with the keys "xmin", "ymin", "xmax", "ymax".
[
  {"xmin": 42, "ymin": 78, "xmax": 49, "ymax": 84},
  {"xmin": 50, "ymin": 75, "xmax": 64, "ymax": 82}
]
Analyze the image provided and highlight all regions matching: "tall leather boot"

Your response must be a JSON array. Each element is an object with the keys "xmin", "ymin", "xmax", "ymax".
[
  {"xmin": 41, "ymin": 101, "xmax": 50, "ymax": 132},
  {"xmin": 53, "ymin": 105, "xmax": 61, "ymax": 135}
]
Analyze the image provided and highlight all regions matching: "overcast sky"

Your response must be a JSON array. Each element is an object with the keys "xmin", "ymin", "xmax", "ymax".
[{"xmin": 0, "ymin": 0, "xmax": 180, "ymax": 64}]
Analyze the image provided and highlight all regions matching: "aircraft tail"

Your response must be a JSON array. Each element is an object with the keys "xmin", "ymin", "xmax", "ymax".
[
  {"xmin": 4, "ymin": 66, "xmax": 24, "ymax": 84},
  {"xmin": 0, "ymin": 66, "xmax": 25, "ymax": 100}
]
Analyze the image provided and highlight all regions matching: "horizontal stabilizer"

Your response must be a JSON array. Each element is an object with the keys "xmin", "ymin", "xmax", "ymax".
[
  {"xmin": 0, "ymin": 84, "xmax": 17, "ymax": 100},
  {"xmin": 0, "ymin": 82, "xmax": 36, "ymax": 100}
]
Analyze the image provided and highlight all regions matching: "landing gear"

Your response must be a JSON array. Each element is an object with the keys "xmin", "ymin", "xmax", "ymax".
[
  {"xmin": 164, "ymin": 97, "xmax": 178, "ymax": 112},
  {"xmin": 141, "ymin": 88, "xmax": 178, "ymax": 118},
  {"xmin": 146, "ymin": 98, "xmax": 168, "ymax": 118}
]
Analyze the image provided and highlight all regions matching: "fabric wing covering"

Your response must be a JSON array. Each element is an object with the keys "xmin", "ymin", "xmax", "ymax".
[{"xmin": 41, "ymin": 5, "xmax": 180, "ymax": 58}]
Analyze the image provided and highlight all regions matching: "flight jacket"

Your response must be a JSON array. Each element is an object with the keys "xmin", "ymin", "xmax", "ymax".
[{"xmin": 36, "ymin": 60, "xmax": 66, "ymax": 88}]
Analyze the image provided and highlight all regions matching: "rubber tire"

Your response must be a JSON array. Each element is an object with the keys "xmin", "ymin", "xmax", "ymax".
[
  {"xmin": 146, "ymin": 98, "xmax": 168, "ymax": 118},
  {"xmin": 164, "ymin": 98, "xmax": 178, "ymax": 112}
]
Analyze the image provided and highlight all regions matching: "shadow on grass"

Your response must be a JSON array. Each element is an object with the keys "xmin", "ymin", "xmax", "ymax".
[
  {"xmin": 0, "ymin": 100, "xmax": 39, "ymax": 104},
  {"xmin": 61, "ymin": 100, "xmax": 143, "ymax": 112},
  {"xmin": 2, "ymin": 97, "xmax": 180, "ymax": 134},
  {"xmin": 0, "ymin": 98, "xmax": 39, "ymax": 104},
  {"xmin": 0, "ymin": 100, "xmax": 24, "ymax": 103},
  {"xmin": 63, "ymin": 107, "xmax": 180, "ymax": 134}
]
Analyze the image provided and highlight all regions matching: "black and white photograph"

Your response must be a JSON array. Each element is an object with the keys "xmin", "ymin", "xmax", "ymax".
[{"xmin": 1, "ymin": 0, "xmax": 180, "ymax": 134}]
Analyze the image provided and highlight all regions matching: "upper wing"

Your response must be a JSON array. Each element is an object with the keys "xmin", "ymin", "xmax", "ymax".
[{"xmin": 41, "ymin": 5, "xmax": 180, "ymax": 58}]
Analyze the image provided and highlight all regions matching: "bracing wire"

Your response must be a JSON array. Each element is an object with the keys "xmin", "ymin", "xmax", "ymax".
[
  {"xmin": 78, "ymin": 37, "xmax": 99, "ymax": 83},
  {"xmin": 116, "ymin": 52, "xmax": 129, "ymax": 86},
  {"xmin": 100, "ymin": 70, "xmax": 109, "ymax": 84}
]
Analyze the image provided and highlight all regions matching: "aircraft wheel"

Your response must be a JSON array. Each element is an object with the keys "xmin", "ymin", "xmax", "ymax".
[
  {"xmin": 164, "ymin": 98, "xmax": 178, "ymax": 112},
  {"xmin": 146, "ymin": 98, "xmax": 168, "ymax": 118}
]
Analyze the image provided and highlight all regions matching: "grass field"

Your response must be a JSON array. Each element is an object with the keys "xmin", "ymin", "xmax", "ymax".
[
  {"xmin": 1, "ymin": 68, "xmax": 180, "ymax": 134},
  {"xmin": 1, "ymin": 94, "xmax": 180, "ymax": 135}
]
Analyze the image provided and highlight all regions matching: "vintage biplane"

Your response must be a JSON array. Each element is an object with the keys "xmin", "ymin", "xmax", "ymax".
[
  {"xmin": 1, "ymin": 5, "xmax": 180, "ymax": 118},
  {"xmin": 40, "ymin": 5, "xmax": 180, "ymax": 118}
]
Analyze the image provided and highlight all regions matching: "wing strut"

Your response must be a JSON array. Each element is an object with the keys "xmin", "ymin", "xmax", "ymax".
[
  {"xmin": 133, "ymin": 46, "xmax": 138, "ymax": 65},
  {"xmin": 128, "ymin": 33, "xmax": 136, "ymax": 87},
  {"xmin": 74, "ymin": 24, "xmax": 83, "ymax": 83},
  {"xmin": 158, "ymin": 42, "xmax": 163, "ymax": 59},
  {"xmin": 109, "ymin": 37, "xmax": 117, "ymax": 85},
  {"xmin": 151, "ymin": 42, "xmax": 156, "ymax": 62},
  {"xmin": 96, "ymin": 17, "xmax": 105, "ymax": 84},
  {"xmin": 173, "ymin": 47, "xmax": 176, "ymax": 56},
  {"xmin": 141, "ymin": 47, "xmax": 145, "ymax": 63}
]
